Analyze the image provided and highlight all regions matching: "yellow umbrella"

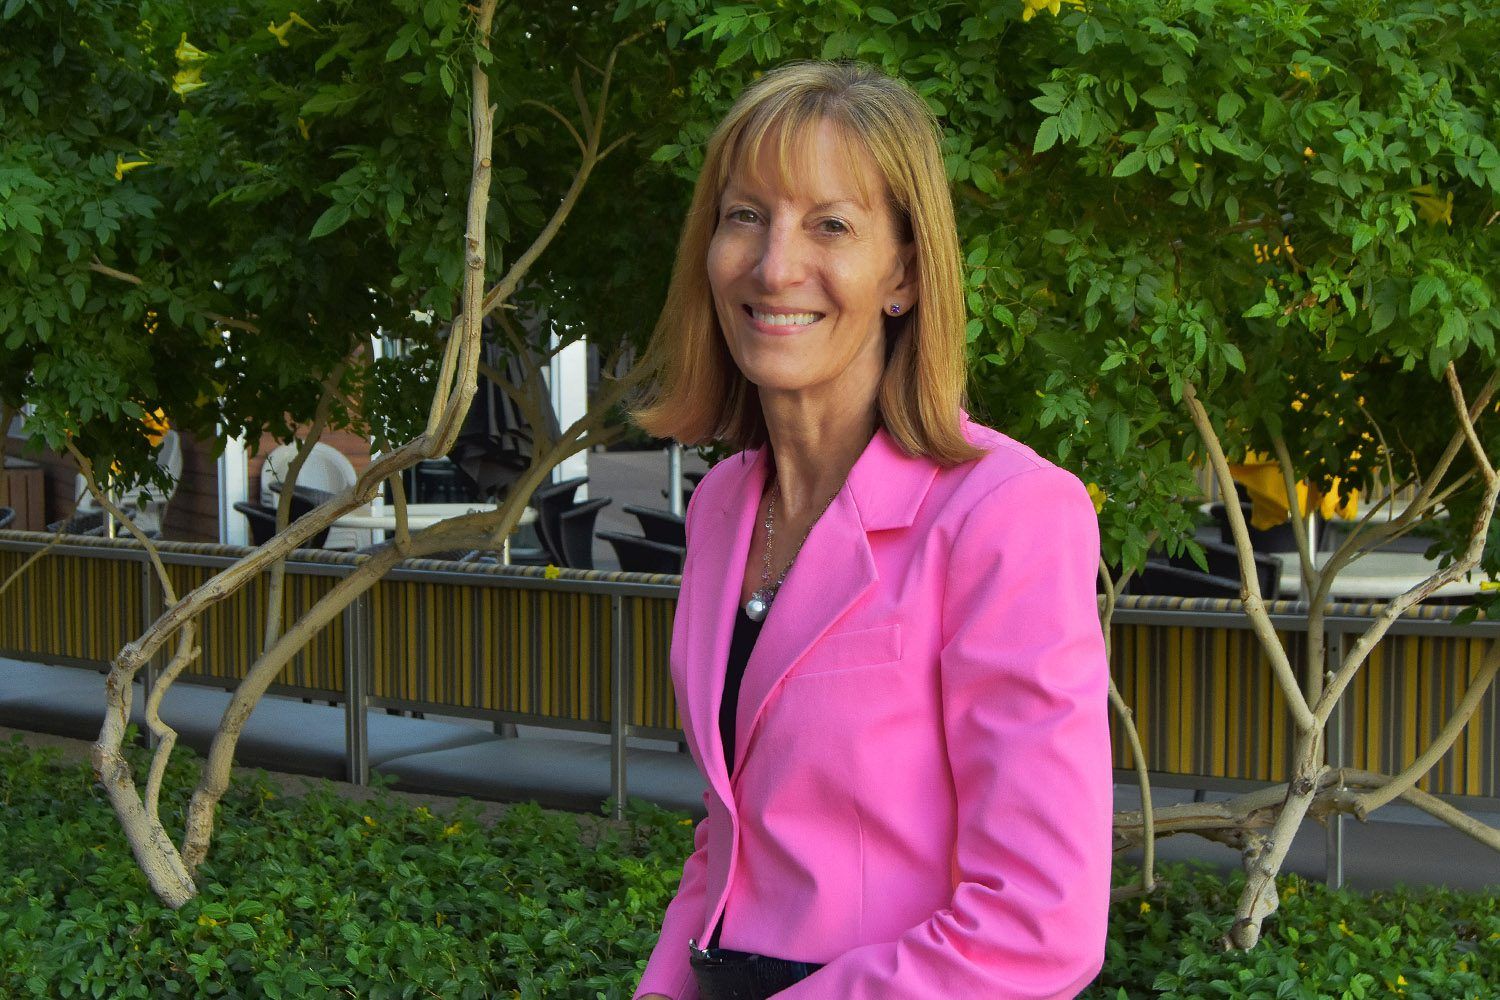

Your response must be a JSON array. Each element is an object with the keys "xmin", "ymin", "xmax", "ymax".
[{"xmin": 1227, "ymin": 451, "xmax": 1358, "ymax": 530}]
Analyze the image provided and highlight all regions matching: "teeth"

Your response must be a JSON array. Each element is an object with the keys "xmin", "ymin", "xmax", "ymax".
[{"xmin": 752, "ymin": 310, "xmax": 821, "ymax": 327}]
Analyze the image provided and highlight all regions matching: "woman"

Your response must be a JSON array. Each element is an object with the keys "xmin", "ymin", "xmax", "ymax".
[{"xmin": 631, "ymin": 61, "xmax": 1112, "ymax": 1000}]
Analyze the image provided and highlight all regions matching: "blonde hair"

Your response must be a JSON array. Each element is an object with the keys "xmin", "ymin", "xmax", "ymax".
[{"xmin": 632, "ymin": 61, "xmax": 981, "ymax": 466}]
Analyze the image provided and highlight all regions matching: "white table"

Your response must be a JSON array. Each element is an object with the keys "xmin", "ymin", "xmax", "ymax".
[
  {"xmin": 333, "ymin": 503, "xmax": 537, "ymax": 562},
  {"xmin": 1271, "ymin": 550, "xmax": 1482, "ymax": 601}
]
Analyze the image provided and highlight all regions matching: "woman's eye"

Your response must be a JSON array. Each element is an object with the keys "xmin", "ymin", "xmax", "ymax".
[
  {"xmin": 818, "ymin": 218, "xmax": 850, "ymax": 235},
  {"xmin": 726, "ymin": 207, "xmax": 761, "ymax": 225}
]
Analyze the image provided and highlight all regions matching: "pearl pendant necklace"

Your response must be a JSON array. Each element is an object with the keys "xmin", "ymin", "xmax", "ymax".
[{"xmin": 743, "ymin": 479, "xmax": 843, "ymax": 622}]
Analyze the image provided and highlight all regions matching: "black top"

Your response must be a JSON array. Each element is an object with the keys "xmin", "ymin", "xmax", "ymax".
[
  {"xmin": 710, "ymin": 602, "xmax": 766, "ymax": 951},
  {"xmin": 719, "ymin": 604, "xmax": 766, "ymax": 779}
]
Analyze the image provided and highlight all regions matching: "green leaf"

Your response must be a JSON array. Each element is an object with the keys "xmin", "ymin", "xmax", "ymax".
[
  {"xmin": 1033, "ymin": 117, "xmax": 1060, "ymax": 154},
  {"xmin": 866, "ymin": 6, "xmax": 898, "ymax": 24},
  {"xmin": 1220, "ymin": 342, "xmax": 1245, "ymax": 372},
  {"xmin": 1410, "ymin": 275, "xmax": 1446, "ymax": 316},
  {"xmin": 308, "ymin": 203, "xmax": 351, "ymax": 240},
  {"xmin": 1113, "ymin": 151, "xmax": 1147, "ymax": 177},
  {"xmin": 649, "ymin": 144, "xmax": 683, "ymax": 163}
]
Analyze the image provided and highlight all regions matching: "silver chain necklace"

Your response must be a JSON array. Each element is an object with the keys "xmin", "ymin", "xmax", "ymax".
[{"xmin": 744, "ymin": 480, "xmax": 842, "ymax": 622}]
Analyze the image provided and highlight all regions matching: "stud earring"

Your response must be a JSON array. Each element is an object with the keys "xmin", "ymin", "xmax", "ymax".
[{"xmin": 889, "ymin": 303, "xmax": 902, "ymax": 315}]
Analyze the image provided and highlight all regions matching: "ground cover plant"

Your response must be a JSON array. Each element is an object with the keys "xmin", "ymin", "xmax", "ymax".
[{"xmin": 0, "ymin": 736, "xmax": 1494, "ymax": 999}]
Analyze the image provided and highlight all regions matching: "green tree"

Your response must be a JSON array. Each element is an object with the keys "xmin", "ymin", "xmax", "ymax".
[
  {"xmin": 2, "ymin": 0, "xmax": 689, "ymax": 905},
  {"xmin": 634, "ymin": 0, "xmax": 1500, "ymax": 946}
]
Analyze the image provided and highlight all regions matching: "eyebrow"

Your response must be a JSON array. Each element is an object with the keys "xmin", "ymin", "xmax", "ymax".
[{"xmin": 720, "ymin": 188, "xmax": 866, "ymax": 214}]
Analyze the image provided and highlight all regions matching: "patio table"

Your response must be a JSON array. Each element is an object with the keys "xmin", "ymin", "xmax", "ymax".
[{"xmin": 334, "ymin": 502, "xmax": 537, "ymax": 562}]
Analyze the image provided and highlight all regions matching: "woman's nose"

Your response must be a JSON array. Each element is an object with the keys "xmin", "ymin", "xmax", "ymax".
[{"xmin": 753, "ymin": 226, "xmax": 807, "ymax": 290}]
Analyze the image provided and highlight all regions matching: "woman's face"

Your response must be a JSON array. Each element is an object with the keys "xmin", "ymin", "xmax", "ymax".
[{"xmin": 707, "ymin": 118, "xmax": 916, "ymax": 411}]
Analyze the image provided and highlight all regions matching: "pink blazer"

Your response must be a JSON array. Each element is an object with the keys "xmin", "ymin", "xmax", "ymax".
[{"xmin": 635, "ymin": 416, "xmax": 1113, "ymax": 1000}]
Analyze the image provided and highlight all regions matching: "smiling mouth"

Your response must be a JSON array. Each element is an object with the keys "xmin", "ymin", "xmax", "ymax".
[{"xmin": 745, "ymin": 305, "xmax": 825, "ymax": 327}]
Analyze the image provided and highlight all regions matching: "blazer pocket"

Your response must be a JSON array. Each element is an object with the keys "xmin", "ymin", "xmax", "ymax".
[{"xmin": 790, "ymin": 623, "xmax": 903, "ymax": 678}]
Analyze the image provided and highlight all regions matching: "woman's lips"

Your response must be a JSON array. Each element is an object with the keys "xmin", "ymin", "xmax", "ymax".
[{"xmin": 743, "ymin": 304, "xmax": 825, "ymax": 335}]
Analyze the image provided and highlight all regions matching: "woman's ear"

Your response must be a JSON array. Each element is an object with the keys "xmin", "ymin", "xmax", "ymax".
[{"xmin": 893, "ymin": 239, "xmax": 920, "ymax": 311}]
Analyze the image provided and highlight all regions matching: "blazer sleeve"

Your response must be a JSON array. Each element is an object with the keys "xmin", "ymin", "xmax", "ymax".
[
  {"xmin": 779, "ymin": 465, "xmax": 1114, "ymax": 1000},
  {"xmin": 633, "ymin": 790, "xmax": 715, "ymax": 1000},
  {"xmin": 634, "ymin": 474, "xmax": 713, "ymax": 1000}
]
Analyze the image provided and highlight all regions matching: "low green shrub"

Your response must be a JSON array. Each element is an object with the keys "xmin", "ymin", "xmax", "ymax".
[
  {"xmin": 1089, "ymin": 868, "xmax": 1497, "ymax": 999},
  {"xmin": 0, "ymin": 735, "xmax": 1493, "ymax": 998}
]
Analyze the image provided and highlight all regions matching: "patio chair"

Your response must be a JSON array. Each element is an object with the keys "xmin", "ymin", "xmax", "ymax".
[
  {"xmin": 74, "ymin": 429, "xmax": 183, "ymax": 535},
  {"xmin": 1129, "ymin": 561, "xmax": 1244, "ymax": 598},
  {"xmin": 260, "ymin": 441, "xmax": 358, "ymax": 549},
  {"xmin": 623, "ymin": 505, "xmax": 686, "ymax": 548},
  {"xmin": 0, "ymin": 507, "xmax": 13, "ymax": 530},
  {"xmin": 530, "ymin": 476, "xmax": 588, "ymax": 562},
  {"xmin": 45, "ymin": 509, "xmax": 105, "ymax": 535},
  {"xmin": 556, "ymin": 496, "xmax": 612, "ymax": 570},
  {"xmin": 1161, "ymin": 539, "xmax": 1281, "ymax": 597},
  {"xmin": 233, "ymin": 501, "xmax": 331, "ymax": 549},
  {"xmin": 598, "ymin": 530, "xmax": 685, "ymax": 574}
]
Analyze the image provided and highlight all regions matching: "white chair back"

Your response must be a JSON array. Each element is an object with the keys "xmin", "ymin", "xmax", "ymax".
[{"xmin": 260, "ymin": 441, "xmax": 361, "ymax": 549}]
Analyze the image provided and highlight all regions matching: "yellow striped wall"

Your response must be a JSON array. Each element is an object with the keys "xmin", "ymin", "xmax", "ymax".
[{"xmin": 2, "ymin": 535, "xmax": 1493, "ymax": 798}]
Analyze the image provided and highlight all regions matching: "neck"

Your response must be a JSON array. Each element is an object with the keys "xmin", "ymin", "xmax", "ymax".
[{"xmin": 761, "ymin": 393, "xmax": 879, "ymax": 519}]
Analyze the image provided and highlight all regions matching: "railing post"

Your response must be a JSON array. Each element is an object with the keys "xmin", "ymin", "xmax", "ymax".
[
  {"xmin": 343, "ymin": 592, "xmax": 372, "ymax": 786},
  {"xmin": 1325, "ymin": 628, "xmax": 1346, "ymax": 890},
  {"xmin": 610, "ymin": 593, "xmax": 627, "ymax": 820}
]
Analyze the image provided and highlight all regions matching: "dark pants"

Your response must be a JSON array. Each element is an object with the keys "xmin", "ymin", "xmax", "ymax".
[{"xmin": 688, "ymin": 945, "xmax": 824, "ymax": 999}]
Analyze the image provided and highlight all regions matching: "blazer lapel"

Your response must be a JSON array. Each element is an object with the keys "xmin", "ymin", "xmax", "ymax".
[
  {"xmin": 731, "ymin": 426, "xmax": 939, "ymax": 782},
  {"xmin": 681, "ymin": 447, "xmax": 770, "ymax": 804}
]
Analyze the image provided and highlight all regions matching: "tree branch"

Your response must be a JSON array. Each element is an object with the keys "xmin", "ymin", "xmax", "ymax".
[
  {"xmin": 87, "ymin": 259, "xmax": 260, "ymax": 333},
  {"xmin": 1182, "ymin": 382, "xmax": 1315, "ymax": 732}
]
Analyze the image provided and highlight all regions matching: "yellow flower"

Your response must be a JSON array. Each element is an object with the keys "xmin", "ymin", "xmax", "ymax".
[
  {"xmin": 363, "ymin": 814, "xmax": 377, "ymax": 827},
  {"xmin": 172, "ymin": 66, "xmax": 206, "ymax": 97},
  {"xmin": 435, "ymin": 911, "xmax": 445, "ymax": 927},
  {"xmin": 1411, "ymin": 184, "xmax": 1453, "ymax": 226},
  {"xmin": 197, "ymin": 915, "xmax": 219, "ymax": 927},
  {"xmin": 1138, "ymin": 901, "xmax": 1151, "ymax": 914},
  {"xmin": 415, "ymin": 805, "xmax": 432, "ymax": 819},
  {"xmin": 1303, "ymin": 146, "xmax": 1315, "ymax": 159},
  {"xmin": 678, "ymin": 818, "xmax": 694, "ymax": 826},
  {"xmin": 268, "ymin": 14, "xmax": 314, "ymax": 47},
  {"xmin": 544, "ymin": 564, "xmax": 562, "ymax": 580},
  {"xmin": 1021, "ymin": 0, "xmax": 1082, "ymax": 21},
  {"xmin": 442, "ymin": 821, "xmax": 463, "ymax": 838},
  {"xmin": 1291, "ymin": 64, "xmax": 1312, "ymax": 81},
  {"xmin": 297, "ymin": 116, "xmax": 311, "ymax": 140},
  {"xmin": 1480, "ymin": 580, "xmax": 1499, "ymax": 592},
  {"xmin": 113, "ymin": 154, "xmax": 152, "ymax": 181},
  {"xmin": 1338, "ymin": 919, "xmax": 1351, "ymax": 935},
  {"xmin": 175, "ymin": 33, "xmax": 209, "ymax": 63},
  {"xmin": 1085, "ymin": 482, "xmax": 1106, "ymax": 513}
]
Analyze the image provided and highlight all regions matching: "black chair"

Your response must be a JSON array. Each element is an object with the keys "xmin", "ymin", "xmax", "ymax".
[
  {"xmin": 45, "ymin": 509, "xmax": 105, "ymax": 535},
  {"xmin": 1128, "ymin": 561, "xmax": 1244, "ymax": 598},
  {"xmin": 531, "ymin": 476, "xmax": 588, "ymax": 563},
  {"xmin": 599, "ymin": 531, "xmax": 685, "ymax": 574},
  {"xmin": 0, "ymin": 507, "xmax": 14, "ymax": 530},
  {"xmin": 233, "ymin": 501, "xmax": 331, "ymax": 549},
  {"xmin": 556, "ymin": 496, "xmax": 611, "ymax": 570},
  {"xmin": 623, "ymin": 504, "xmax": 687, "ymax": 548},
  {"xmin": 1160, "ymin": 539, "xmax": 1281, "ymax": 598}
]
